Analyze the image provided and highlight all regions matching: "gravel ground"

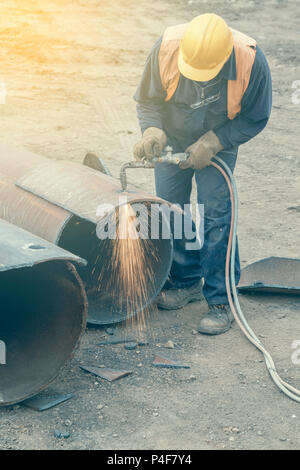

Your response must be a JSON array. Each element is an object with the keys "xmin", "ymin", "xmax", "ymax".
[{"xmin": 0, "ymin": 0, "xmax": 299, "ymax": 450}]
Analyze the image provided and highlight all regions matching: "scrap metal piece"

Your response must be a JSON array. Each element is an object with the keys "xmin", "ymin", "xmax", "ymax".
[
  {"xmin": 98, "ymin": 337, "xmax": 135, "ymax": 346},
  {"xmin": 80, "ymin": 365, "xmax": 132, "ymax": 382},
  {"xmin": 0, "ymin": 219, "xmax": 87, "ymax": 406},
  {"xmin": 152, "ymin": 356, "xmax": 190, "ymax": 369},
  {"xmin": 238, "ymin": 257, "xmax": 300, "ymax": 294},
  {"xmin": 83, "ymin": 152, "xmax": 112, "ymax": 176},
  {"xmin": 22, "ymin": 393, "xmax": 73, "ymax": 411}
]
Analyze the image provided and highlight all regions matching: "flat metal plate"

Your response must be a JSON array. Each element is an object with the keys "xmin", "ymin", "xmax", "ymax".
[
  {"xmin": 0, "ymin": 219, "xmax": 86, "ymax": 272},
  {"xmin": 22, "ymin": 393, "xmax": 73, "ymax": 411},
  {"xmin": 152, "ymin": 356, "xmax": 190, "ymax": 369},
  {"xmin": 238, "ymin": 257, "xmax": 300, "ymax": 294}
]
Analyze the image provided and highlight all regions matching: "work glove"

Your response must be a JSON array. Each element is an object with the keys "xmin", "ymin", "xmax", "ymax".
[
  {"xmin": 179, "ymin": 130, "xmax": 223, "ymax": 170},
  {"xmin": 134, "ymin": 127, "xmax": 167, "ymax": 161}
]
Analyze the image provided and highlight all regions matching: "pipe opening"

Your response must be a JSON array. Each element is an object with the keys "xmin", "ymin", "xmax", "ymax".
[
  {"xmin": 59, "ymin": 203, "xmax": 173, "ymax": 324},
  {"xmin": 0, "ymin": 261, "xmax": 85, "ymax": 406}
]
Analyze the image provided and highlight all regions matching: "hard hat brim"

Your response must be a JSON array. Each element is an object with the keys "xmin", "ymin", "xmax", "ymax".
[{"xmin": 178, "ymin": 41, "xmax": 234, "ymax": 82}]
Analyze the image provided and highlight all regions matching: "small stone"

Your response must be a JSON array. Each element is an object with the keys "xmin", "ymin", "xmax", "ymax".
[
  {"xmin": 137, "ymin": 363, "xmax": 143, "ymax": 367},
  {"xmin": 113, "ymin": 434, "xmax": 118, "ymax": 438},
  {"xmin": 105, "ymin": 327, "xmax": 115, "ymax": 335},
  {"xmin": 229, "ymin": 436, "xmax": 235, "ymax": 442},
  {"xmin": 97, "ymin": 404, "xmax": 104, "ymax": 410},
  {"xmin": 162, "ymin": 340, "xmax": 175, "ymax": 349},
  {"xmin": 189, "ymin": 375, "xmax": 196, "ymax": 380},
  {"xmin": 54, "ymin": 430, "xmax": 70, "ymax": 439},
  {"xmin": 192, "ymin": 329, "xmax": 198, "ymax": 335},
  {"xmin": 257, "ymin": 431, "xmax": 263, "ymax": 436},
  {"xmin": 124, "ymin": 342, "xmax": 138, "ymax": 350},
  {"xmin": 64, "ymin": 419, "xmax": 72, "ymax": 427},
  {"xmin": 224, "ymin": 426, "xmax": 239, "ymax": 434},
  {"xmin": 153, "ymin": 412, "xmax": 159, "ymax": 417}
]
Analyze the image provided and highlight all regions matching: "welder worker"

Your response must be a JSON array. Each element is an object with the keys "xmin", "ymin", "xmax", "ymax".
[{"xmin": 133, "ymin": 14, "xmax": 272, "ymax": 335}]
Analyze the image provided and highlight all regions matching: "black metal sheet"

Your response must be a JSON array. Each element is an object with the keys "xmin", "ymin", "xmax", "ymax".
[{"xmin": 238, "ymin": 257, "xmax": 300, "ymax": 295}]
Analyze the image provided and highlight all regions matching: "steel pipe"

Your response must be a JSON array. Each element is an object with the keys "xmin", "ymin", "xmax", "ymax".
[
  {"xmin": 0, "ymin": 219, "xmax": 87, "ymax": 406},
  {"xmin": 0, "ymin": 144, "xmax": 173, "ymax": 324}
]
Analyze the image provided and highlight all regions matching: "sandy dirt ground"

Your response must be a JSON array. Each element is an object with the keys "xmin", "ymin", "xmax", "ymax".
[{"xmin": 0, "ymin": 0, "xmax": 300, "ymax": 451}]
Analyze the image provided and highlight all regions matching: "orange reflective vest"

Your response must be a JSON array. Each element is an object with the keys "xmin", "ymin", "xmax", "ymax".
[{"xmin": 158, "ymin": 23, "xmax": 256, "ymax": 120}]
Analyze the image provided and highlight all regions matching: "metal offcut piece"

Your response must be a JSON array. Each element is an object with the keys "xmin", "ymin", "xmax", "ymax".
[
  {"xmin": 238, "ymin": 257, "xmax": 300, "ymax": 295},
  {"xmin": 22, "ymin": 393, "xmax": 73, "ymax": 411},
  {"xmin": 98, "ymin": 337, "xmax": 135, "ymax": 346},
  {"xmin": 80, "ymin": 365, "xmax": 132, "ymax": 382},
  {"xmin": 152, "ymin": 356, "xmax": 190, "ymax": 369}
]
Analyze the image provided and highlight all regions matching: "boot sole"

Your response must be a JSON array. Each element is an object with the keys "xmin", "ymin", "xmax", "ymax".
[
  {"xmin": 157, "ymin": 293, "xmax": 204, "ymax": 311},
  {"xmin": 198, "ymin": 319, "xmax": 235, "ymax": 336}
]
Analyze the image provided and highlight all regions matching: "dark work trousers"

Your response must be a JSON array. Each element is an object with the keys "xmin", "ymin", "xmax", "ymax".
[{"xmin": 154, "ymin": 147, "xmax": 240, "ymax": 305}]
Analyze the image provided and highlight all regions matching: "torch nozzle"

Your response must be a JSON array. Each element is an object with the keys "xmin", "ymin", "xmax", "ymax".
[{"xmin": 119, "ymin": 148, "xmax": 189, "ymax": 191}]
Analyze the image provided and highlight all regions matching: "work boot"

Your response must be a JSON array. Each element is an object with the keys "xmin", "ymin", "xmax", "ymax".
[
  {"xmin": 198, "ymin": 304, "xmax": 234, "ymax": 335},
  {"xmin": 156, "ymin": 280, "xmax": 204, "ymax": 310}
]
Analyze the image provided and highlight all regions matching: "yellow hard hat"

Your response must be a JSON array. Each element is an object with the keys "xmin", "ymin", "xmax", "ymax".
[{"xmin": 178, "ymin": 14, "xmax": 234, "ymax": 82}]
